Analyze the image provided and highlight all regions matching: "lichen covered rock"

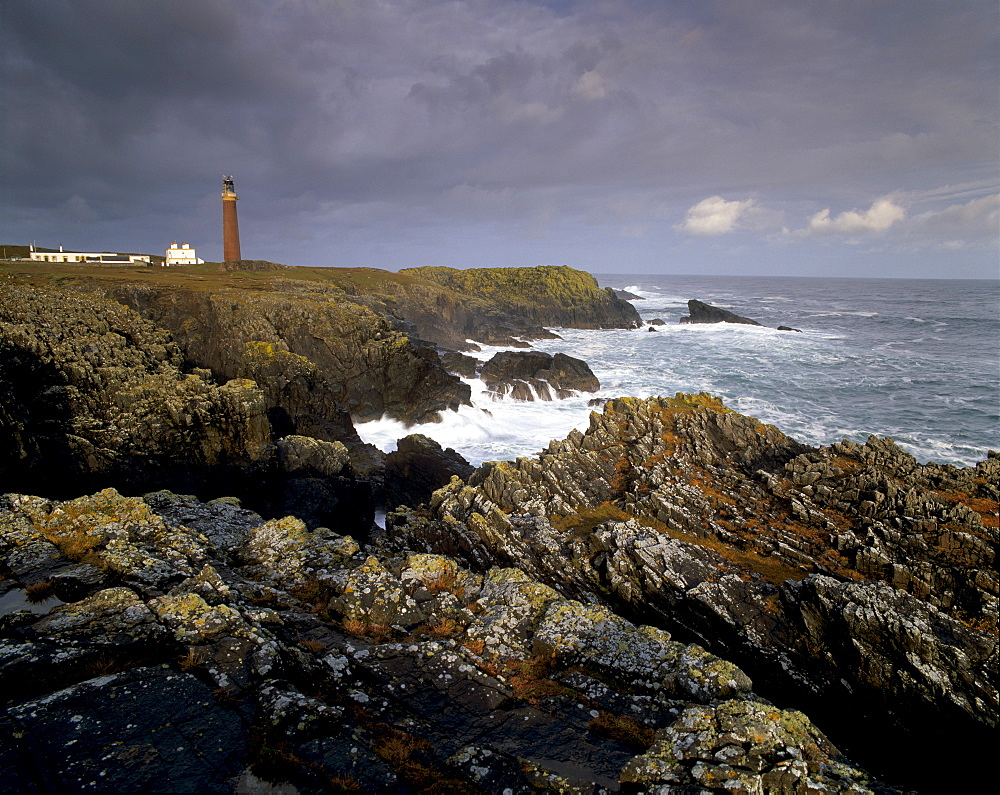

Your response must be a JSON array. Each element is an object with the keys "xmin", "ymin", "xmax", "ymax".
[{"xmin": 0, "ymin": 487, "xmax": 892, "ymax": 793}]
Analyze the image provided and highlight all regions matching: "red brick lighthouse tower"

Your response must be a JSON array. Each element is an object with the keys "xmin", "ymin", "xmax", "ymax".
[{"xmin": 221, "ymin": 175, "xmax": 241, "ymax": 261}]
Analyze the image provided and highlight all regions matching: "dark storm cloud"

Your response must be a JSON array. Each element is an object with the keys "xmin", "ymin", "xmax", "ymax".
[{"xmin": 1, "ymin": 0, "xmax": 996, "ymax": 274}]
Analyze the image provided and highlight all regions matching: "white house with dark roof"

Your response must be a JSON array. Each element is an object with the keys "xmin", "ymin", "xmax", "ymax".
[{"xmin": 28, "ymin": 244, "xmax": 151, "ymax": 265}]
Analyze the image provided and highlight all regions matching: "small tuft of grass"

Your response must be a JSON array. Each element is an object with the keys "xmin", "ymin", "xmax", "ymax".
[
  {"xmin": 299, "ymin": 637, "xmax": 326, "ymax": 654},
  {"xmin": 426, "ymin": 569, "xmax": 466, "ymax": 598},
  {"xmin": 588, "ymin": 710, "xmax": 656, "ymax": 750},
  {"xmin": 24, "ymin": 579, "xmax": 56, "ymax": 603},
  {"xmin": 177, "ymin": 647, "xmax": 207, "ymax": 671},
  {"xmin": 342, "ymin": 617, "xmax": 392, "ymax": 643}
]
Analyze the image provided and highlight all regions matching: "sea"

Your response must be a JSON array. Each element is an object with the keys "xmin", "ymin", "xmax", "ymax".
[{"xmin": 357, "ymin": 275, "xmax": 1000, "ymax": 470}]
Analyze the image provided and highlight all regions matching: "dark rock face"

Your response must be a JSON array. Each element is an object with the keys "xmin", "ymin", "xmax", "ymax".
[
  {"xmin": 778, "ymin": 325, "xmax": 803, "ymax": 332},
  {"xmin": 384, "ymin": 434, "xmax": 474, "ymax": 511},
  {"xmin": 0, "ymin": 666, "xmax": 247, "ymax": 793},
  {"xmin": 1, "ymin": 488, "xmax": 882, "ymax": 793},
  {"xmin": 386, "ymin": 394, "xmax": 998, "ymax": 791},
  {"xmin": 613, "ymin": 289, "xmax": 644, "ymax": 301},
  {"xmin": 680, "ymin": 299, "xmax": 762, "ymax": 326},
  {"xmin": 438, "ymin": 349, "xmax": 479, "ymax": 378},
  {"xmin": 481, "ymin": 351, "xmax": 600, "ymax": 401}
]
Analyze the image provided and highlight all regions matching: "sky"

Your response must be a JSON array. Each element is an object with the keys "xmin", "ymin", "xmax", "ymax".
[{"xmin": 1, "ymin": 0, "xmax": 997, "ymax": 279}]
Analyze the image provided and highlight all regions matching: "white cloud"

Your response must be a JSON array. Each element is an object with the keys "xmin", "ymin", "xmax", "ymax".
[
  {"xmin": 677, "ymin": 196, "xmax": 756, "ymax": 236},
  {"xmin": 905, "ymin": 193, "xmax": 999, "ymax": 250},
  {"xmin": 572, "ymin": 70, "xmax": 608, "ymax": 101},
  {"xmin": 805, "ymin": 196, "xmax": 906, "ymax": 237}
]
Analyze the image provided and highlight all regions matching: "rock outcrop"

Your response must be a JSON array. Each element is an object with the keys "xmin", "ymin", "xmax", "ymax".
[
  {"xmin": 680, "ymin": 299, "xmax": 762, "ymax": 326},
  {"xmin": 1, "ymin": 488, "xmax": 883, "ymax": 793},
  {"xmin": 386, "ymin": 394, "xmax": 998, "ymax": 791},
  {"xmin": 399, "ymin": 265, "xmax": 642, "ymax": 347},
  {"xmin": 481, "ymin": 350, "xmax": 600, "ymax": 401},
  {"xmin": 105, "ymin": 281, "xmax": 470, "ymax": 426},
  {"xmin": 219, "ymin": 259, "xmax": 291, "ymax": 271},
  {"xmin": 0, "ymin": 284, "xmax": 272, "ymax": 499},
  {"xmin": 0, "ymin": 284, "xmax": 374, "ymax": 533}
]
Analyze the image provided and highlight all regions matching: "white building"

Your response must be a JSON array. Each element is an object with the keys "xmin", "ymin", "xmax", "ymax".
[
  {"xmin": 164, "ymin": 241, "xmax": 204, "ymax": 266},
  {"xmin": 28, "ymin": 244, "xmax": 150, "ymax": 265}
]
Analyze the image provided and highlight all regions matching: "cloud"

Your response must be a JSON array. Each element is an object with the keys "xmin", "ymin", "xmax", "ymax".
[
  {"xmin": 572, "ymin": 70, "xmax": 608, "ymax": 101},
  {"xmin": 677, "ymin": 196, "xmax": 756, "ymax": 236},
  {"xmin": 904, "ymin": 193, "xmax": 1000, "ymax": 250},
  {"xmin": 0, "ymin": 1, "xmax": 995, "ymax": 275},
  {"xmin": 803, "ymin": 197, "xmax": 906, "ymax": 237}
]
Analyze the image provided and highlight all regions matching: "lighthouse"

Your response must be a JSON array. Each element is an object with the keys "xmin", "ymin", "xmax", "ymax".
[{"xmin": 221, "ymin": 175, "xmax": 241, "ymax": 261}]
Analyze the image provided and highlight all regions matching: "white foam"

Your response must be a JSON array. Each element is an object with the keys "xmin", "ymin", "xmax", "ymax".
[{"xmin": 355, "ymin": 375, "xmax": 596, "ymax": 466}]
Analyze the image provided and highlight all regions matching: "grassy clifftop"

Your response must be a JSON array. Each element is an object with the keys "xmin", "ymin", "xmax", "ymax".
[{"xmin": 403, "ymin": 264, "xmax": 615, "ymax": 313}]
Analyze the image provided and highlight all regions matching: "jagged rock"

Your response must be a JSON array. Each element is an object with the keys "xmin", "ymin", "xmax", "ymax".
[
  {"xmin": 481, "ymin": 350, "xmax": 600, "ymax": 401},
  {"xmin": 384, "ymin": 434, "xmax": 474, "ymax": 511},
  {"xmin": 778, "ymin": 325, "xmax": 803, "ymax": 332},
  {"xmin": 0, "ymin": 487, "xmax": 889, "ymax": 794},
  {"xmin": 385, "ymin": 393, "xmax": 997, "ymax": 790},
  {"xmin": 680, "ymin": 299, "xmax": 762, "ymax": 325},
  {"xmin": 277, "ymin": 435, "xmax": 350, "ymax": 477},
  {"xmin": 621, "ymin": 700, "xmax": 874, "ymax": 792},
  {"xmin": 613, "ymin": 289, "xmax": 644, "ymax": 301}
]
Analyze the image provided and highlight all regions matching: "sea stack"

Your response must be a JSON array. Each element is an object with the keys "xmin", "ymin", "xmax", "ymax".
[{"xmin": 221, "ymin": 175, "xmax": 241, "ymax": 261}]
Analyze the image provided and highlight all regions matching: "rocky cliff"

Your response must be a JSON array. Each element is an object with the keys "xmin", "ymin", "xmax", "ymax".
[
  {"xmin": 0, "ymin": 284, "xmax": 272, "ymax": 498},
  {"xmin": 1, "ymin": 488, "xmax": 886, "ymax": 793},
  {"xmin": 386, "ymin": 394, "xmax": 998, "ymax": 791},
  {"xmin": 103, "ymin": 279, "xmax": 470, "ymax": 427},
  {"xmin": 3, "ymin": 259, "xmax": 994, "ymax": 791},
  {"xmin": 0, "ymin": 284, "xmax": 373, "ymax": 532},
  {"xmin": 400, "ymin": 265, "xmax": 642, "ymax": 346}
]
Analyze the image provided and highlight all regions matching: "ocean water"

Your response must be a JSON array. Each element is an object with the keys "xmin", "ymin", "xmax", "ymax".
[{"xmin": 357, "ymin": 275, "xmax": 999, "ymax": 469}]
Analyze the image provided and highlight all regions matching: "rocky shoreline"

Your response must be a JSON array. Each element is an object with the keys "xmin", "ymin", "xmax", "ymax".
[{"xmin": 1, "ymin": 260, "xmax": 996, "ymax": 793}]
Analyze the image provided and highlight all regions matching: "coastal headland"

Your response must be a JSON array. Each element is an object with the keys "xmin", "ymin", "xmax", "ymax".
[{"xmin": 0, "ymin": 258, "xmax": 995, "ymax": 793}]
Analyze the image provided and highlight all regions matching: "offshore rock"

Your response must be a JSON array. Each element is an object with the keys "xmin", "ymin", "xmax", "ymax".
[
  {"xmin": 680, "ymin": 298, "xmax": 762, "ymax": 326},
  {"xmin": 387, "ymin": 393, "xmax": 998, "ymax": 791},
  {"xmin": 0, "ymin": 487, "xmax": 882, "ymax": 794},
  {"xmin": 438, "ymin": 349, "xmax": 480, "ymax": 378},
  {"xmin": 481, "ymin": 350, "xmax": 600, "ymax": 401}
]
